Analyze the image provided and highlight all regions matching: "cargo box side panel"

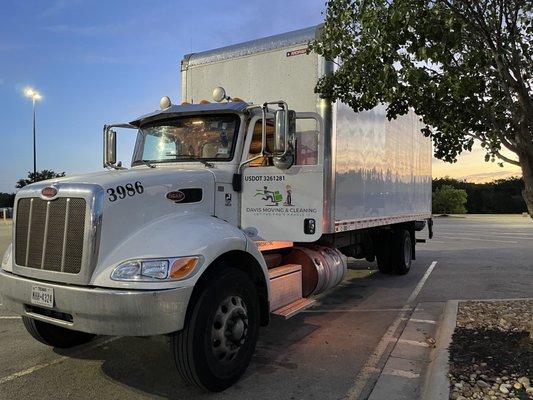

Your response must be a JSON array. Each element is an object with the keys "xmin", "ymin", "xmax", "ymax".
[
  {"xmin": 334, "ymin": 103, "xmax": 431, "ymax": 231},
  {"xmin": 182, "ymin": 48, "xmax": 320, "ymax": 115}
]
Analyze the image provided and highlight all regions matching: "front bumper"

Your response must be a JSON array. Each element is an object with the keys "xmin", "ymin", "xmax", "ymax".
[{"xmin": 0, "ymin": 270, "xmax": 193, "ymax": 336}]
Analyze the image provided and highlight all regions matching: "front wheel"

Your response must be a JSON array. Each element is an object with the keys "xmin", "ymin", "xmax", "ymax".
[
  {"xmin": 171, "ymin": 267, "xmax": 260, "ymax": 392},
  {"xmin": 22, "ymin": 317, "xmax": 96, "ymax": 348}
]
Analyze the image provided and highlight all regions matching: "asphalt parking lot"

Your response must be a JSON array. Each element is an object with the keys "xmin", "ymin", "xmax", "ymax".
[{"xmin": 0, "ymin": 215, "xmax": 532, "ymax": 400}]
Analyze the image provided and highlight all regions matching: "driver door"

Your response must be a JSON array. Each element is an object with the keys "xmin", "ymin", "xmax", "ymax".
[{"xmin": 240, "ymin": 113, "xmax": 324, "ymax": 242}]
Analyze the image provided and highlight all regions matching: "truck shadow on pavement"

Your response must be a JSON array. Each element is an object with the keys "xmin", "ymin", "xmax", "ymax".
[{"xmin": 49, "ymin": 266, "xmax": 417, "ymax": 398}]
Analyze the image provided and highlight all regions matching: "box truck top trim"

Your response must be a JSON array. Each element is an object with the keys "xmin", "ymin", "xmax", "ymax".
[{"xmin": 182, "ymin": 25, "xmax": 322, "ymax": 68}]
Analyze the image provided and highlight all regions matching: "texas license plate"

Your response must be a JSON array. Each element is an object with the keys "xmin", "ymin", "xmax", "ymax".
[{"xmin": 31, "ymin": 285, "xmax": 54, "ymax": 308}]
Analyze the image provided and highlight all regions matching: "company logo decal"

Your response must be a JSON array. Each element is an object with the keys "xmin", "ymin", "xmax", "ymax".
[
  {"xmin": 286, "ymin": 48, "xmax": 307, "ymax": 57},
  {"xmin": 244, "ymin": 175, "xmax": 318, "ymax": 218},
  {"xmin": 166, "ymin": 188, "xmax": 203, "ymax": 204},
  {"xmin": 41, "ymin": 187, "xmax": 58, "ymax": 198},
  {"xmin": 166, "ymin": 191, "xmax": 186, "ymax": 202},
  {"xmin": 254, "ymin": 185, "xmax": 294, "ymax": 207}
]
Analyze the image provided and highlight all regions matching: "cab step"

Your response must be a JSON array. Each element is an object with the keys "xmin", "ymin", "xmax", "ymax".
[
  {"xmin": 271, "ymin": 298, "xmax": 316, "ymax": 319},
  {"xmin": 268, "ymin": 264, "xmax": 302, "ymax": 312},
  {"xmin": 268, "ymin": 263, "xmax": 315, "ymax": 319}
]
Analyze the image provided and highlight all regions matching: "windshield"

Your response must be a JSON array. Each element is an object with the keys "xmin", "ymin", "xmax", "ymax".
[{"xmin": 132, "ymin": 114, "xmax": 240, "ymax": 165}]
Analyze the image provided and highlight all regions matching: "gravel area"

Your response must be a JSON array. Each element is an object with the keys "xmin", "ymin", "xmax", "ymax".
[{"xmin": 449, "ymin": 300, "xmax": 533, "ymax": 400}]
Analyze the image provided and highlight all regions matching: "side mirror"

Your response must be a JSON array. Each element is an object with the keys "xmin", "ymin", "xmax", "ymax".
[
  {"xmin": 274, "ymin": 109, "xmax": 288, "ymax": 154},
  {"xmin": 104, "ymin": 127, "xmax": 117, "ymax": 167},
  {"xmin": 273, "ymin": 109, "xmax": 295, "ymax": 170}
]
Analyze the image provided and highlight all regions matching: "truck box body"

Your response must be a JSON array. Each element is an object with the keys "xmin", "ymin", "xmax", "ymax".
[{"xmin": 181, "ymin": 25, "xmax": 432, "ymax": 234}]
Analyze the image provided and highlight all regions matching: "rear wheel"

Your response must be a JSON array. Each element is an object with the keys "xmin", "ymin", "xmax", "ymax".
[
  {"xmin": 22, "ymin": 317, "xmax": 96, "ymax": 348},
  {"xmin": 391, "ymin": 229, "xmax": 413, "ymax": 275},
  {"xmin": 376, "ymin": 229, "xmax": 413, "ymax": 275},
  {"xmin": 171, "ymin": 267, "xmax": 260, "ymax": 392},
  {"xmin": 376, "ymin": 232, "xmax": 394, "ymax": 274}
]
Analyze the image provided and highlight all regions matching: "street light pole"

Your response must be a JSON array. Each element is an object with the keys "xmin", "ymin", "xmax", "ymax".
[
  {"xmin": 32, "ymin": 98, "xmax": 36, "ymax": 176},
  {"xmin": 24, "ymin": 87, "xmax": 42, "ymax": 178}
]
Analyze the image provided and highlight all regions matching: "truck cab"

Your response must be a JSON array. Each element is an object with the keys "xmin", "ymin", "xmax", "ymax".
[{"xmin": 0, "ymin": 95, "xmax": 329, "ymax": 392}]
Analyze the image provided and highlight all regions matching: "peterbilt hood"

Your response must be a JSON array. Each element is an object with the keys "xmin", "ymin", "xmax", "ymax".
[
  {"xmin": 16, "ymin": 167, "xmax": 216, "ymax": 282},
  {"xmin": 30, "ymin": 167, "xmax": 215, "ymax": 199}
]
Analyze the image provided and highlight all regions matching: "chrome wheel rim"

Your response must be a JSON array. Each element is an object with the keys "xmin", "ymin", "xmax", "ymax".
[{"xmin": 211, "ymin": 295, "xmax": 248, "ymax": 362}]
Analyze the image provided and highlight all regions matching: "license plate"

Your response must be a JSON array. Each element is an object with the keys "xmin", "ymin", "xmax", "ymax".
[{"xmin": 31, "ymin": 285, "xmax": 54, "ymax": 308}]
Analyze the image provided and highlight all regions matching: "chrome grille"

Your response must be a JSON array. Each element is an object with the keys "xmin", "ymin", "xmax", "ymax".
[{"xmin": 15, "ymin": 197, "xmax": 86, "ymax": 274}]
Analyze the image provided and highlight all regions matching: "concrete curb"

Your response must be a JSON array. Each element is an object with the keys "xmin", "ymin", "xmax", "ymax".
[
  {"xmin": 420, "ymin": 300, "xmax": 458, "ymax": 400},
  {"xmin": 367, "ymin": 302, "xmax": 445, "ymax": 400}
]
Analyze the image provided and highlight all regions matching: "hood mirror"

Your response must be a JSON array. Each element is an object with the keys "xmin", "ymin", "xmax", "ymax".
[{"xmin": 104, "ymin": 127, "xmax": 117, "ymax": 167}]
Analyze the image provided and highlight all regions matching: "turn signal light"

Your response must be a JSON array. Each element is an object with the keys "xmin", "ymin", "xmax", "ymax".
[
  {"xmin": 111, "ymin": 256, "xmax": 201, "ymax": 281},
  {"xmin": 169, "ymin": 257, "xmax": 199, "ymax": 280}
]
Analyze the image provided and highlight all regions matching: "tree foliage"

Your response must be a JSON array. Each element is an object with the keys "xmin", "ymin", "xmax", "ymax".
[
  {"xmin": 0, "ymin": 193, "xmax": 15, "ymax": 208},
  {"xmin": 432, "ymin": 184, "xmax": 468, "ymax": 214},
  {"xmin": 16, "ymin": 170, "xmax": 66, "ymax": 189},
  {"xmin": 310, "ymin": 0, "xmax": 533, "ymax": 217},
  {"xmin": 433, "ymin": 176, "xmax": 527, "ymax": 213}
]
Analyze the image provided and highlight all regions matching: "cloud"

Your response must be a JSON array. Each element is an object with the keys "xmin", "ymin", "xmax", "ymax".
[
  {"xmin": 0, "ymin": 40, "xmax": 25, "ymax": 52},
  {"xmin": 38, "ymin": 0, "xmax": 83, "ymax": 18},
  {"xmin": 461, "ymin": 170, "xmax": 522, "ymax": 183},
  {"xmin": 44, "ymin": 23, "xmax": 123, "ymax": 36},
  {"xmin": 82, "ymin": 54, "xmax": 142, "ymax": 65},
  {"xmin": 434, "ymin": 167, "xmax": 522, "ymax": 183},
  {"xmin": 83, "ymin": 54, "xmax": 121, "ymax": 64}
]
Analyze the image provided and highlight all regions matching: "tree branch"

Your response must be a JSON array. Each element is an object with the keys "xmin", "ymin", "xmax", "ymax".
[
  {"xmin": 499, "ymin": 133, "xmax": 518, "ymax": 153},
  {"xmin": 495, "ymin": 150, "xmax": 520, "ymax": 166}
]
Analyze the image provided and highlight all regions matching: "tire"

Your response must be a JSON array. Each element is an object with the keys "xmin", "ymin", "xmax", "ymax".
[
  {"xmin": 390, "ymin": 229, "xmax": 413, "ymax": 275},
  {"xmin": 376, "ymin": 234, "xmax": 394, "ymax": 274},
  {"xmin": 171, "ymin": 267, "xmax": 260, "ymax": 392},
  {"xmin": 22, "ymin": 317, "xmax": 96, "ymax": 348}
]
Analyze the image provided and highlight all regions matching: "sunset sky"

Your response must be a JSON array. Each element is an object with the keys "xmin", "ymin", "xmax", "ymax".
[
  {"xmin": 432, "ymin": 145, "xmax": 522, "ymax": 183},
  {"xmin": 0, "ymin": 0, "xmax": 522, "ymax": 192}
]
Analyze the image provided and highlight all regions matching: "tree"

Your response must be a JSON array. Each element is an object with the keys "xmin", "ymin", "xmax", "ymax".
[
  {"xmin": 432, "ymin": 184, "xmax": 468, "ymax": 214},
  {"xmin": 433, "ymin": 176, "xmax": 527, "ymax": 213},
  {"xmin": 0, "ymin": 193, "xmax": 15, "ymax": 208},
  {"xmin": 16, "ymin": 170, "xmax": 66, "ymax": 189},
  {"xmin": 310, "ymin": 0, "xmax": 533, "ymax": 217}
]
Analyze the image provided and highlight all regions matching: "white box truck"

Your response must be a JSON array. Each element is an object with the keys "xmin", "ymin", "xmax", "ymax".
[{"xmin": 0, "ymin": 25, "xmax": 432, "ymax": 391}]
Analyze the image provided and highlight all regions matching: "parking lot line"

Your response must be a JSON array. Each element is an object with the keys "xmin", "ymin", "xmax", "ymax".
[
  {"xmin": 383, "ymin": 368, "xmax": 420, "ymax": 379},
  {"xmin": 344, "ymin": 261, "xmax": 437, "ymax": 400},
  {"xmin": 437, "ymin": 228, "xmax": 533, "ymax": 236},
  {"xmin": 396, "ymin": 338, "xmax": 430, "ymax": 347},
  {"xmin": 408, "ymin": 318, "xmax": 436, "ymax": 324},
  {"xmin": 0, "ymin": 336, "xmax": 119, "ymax": 385},
  {"xmin": 433, "ymin": 235, "xmax": 519, "ymax": 244},
  {"xmin": 303, "ymin": 307, "xmax": 417, "ymax": 313},
  {"xmin": 0, "ymin": 316, "xmax": 20, "ymax": 319}
]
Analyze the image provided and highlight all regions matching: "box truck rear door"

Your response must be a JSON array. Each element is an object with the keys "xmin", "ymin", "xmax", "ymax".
[{"xmin": 241, "ymin": 113, "xmax": 323, "ymax": 242}]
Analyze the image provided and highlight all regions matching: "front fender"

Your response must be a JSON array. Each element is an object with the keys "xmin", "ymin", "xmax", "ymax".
[{"xmin": 92, "ymin": 213, "xmax": 252, "ymax": 290}]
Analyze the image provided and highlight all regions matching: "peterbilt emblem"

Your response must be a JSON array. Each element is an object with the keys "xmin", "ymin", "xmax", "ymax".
[
  {"xmin": 41, "ymin": 187, "xmax": 58, "ymax": 198},
  {"xmin": 166, "ymin": 191, "xmax": 185, "ymax": 202}
]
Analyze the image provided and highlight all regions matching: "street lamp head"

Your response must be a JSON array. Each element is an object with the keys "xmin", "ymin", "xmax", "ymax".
[{"xmin": 23, "ymin": 86, "xmax": 42, "ymax": 101}]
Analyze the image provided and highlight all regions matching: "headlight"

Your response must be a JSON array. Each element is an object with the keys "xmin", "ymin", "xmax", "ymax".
[
  {"xmin": 1, "ymin": 243, "xmax": 12, "ymax": 272},
  {"xmin": 111, "ymin": 256, "xmax": 200, "ymax": 282}
]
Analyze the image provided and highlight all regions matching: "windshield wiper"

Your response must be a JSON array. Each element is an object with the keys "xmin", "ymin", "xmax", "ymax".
[
  {"xmin": 135, "ymin": 159, "xmax": 156, "ymax": 168},
  {"xmin": 166, "ymin": 153, "xmax": 214, "ymax": 168}
]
